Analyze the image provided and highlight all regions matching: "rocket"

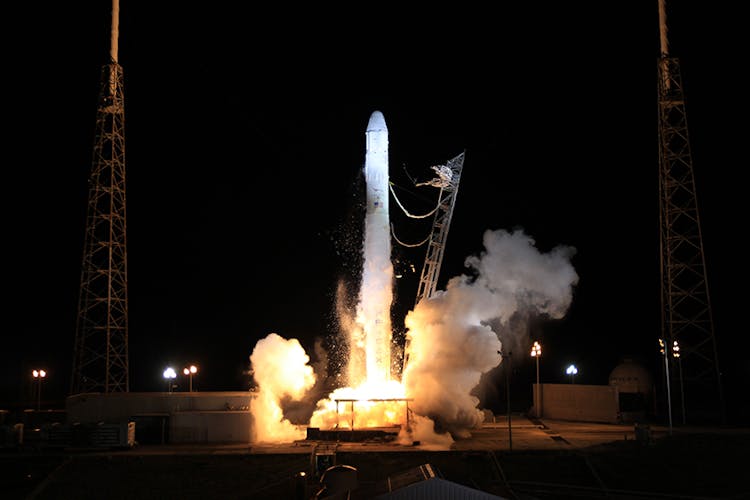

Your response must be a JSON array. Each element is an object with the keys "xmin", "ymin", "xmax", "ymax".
[
  {"xmin": 365, "ymin": 111, "xmax": 389, "ymax": 219},
  {"xmin": 361, "ymin": 110, "xmax": 393, "ymax": 384}
]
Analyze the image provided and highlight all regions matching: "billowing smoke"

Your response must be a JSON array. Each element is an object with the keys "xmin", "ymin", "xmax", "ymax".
[
  {"xmin": 402, "ymin": 228, "xmax": 578, "ymax": 439},
  {"xmin": 249, "ymin": 333, "xmax": 316, "ymax": 442},
  {"xmin": 279, "ymin": 338, "xmax": 332, "ymax": 425},
  {"xmin": 248, "ymin": 228, "xmax": 577, "ymax": 446}
]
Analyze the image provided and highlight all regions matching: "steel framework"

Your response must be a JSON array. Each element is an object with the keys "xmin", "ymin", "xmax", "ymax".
[
  {"xmin": 71, "ymin": 59, "xmax": 129, "ymax": 394},
  {"xmin": 414, "ymin": 151, "xmax": 465, "ymax": 305},
  {"xmin": 657, "ymin": 55, "xmax": 724, "ymax": 422},
  {"xmin": 399, "ymin": 152, "xmax": 464, "ymax": 375}
]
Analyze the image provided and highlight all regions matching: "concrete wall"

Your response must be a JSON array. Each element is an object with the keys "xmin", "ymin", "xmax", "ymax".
[
  {"xmin": 171, "ymin": 411, "xmax": 252, "ymax": 443},
  {"xmin": 67, "ymin": 392, "xmax": 255, "ymax": 422},
  {"xmin": 533, "ymin": 384, "xmax": 620, "ymax": 423},
  {"xmin": 66, "ymin": 392, "xmax": 257, "ymax": 444}
]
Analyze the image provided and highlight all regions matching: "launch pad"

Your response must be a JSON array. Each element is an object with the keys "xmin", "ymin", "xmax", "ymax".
[{"xmin": 306, "ymin": 397, "xmax": 414, "ymax": 443}]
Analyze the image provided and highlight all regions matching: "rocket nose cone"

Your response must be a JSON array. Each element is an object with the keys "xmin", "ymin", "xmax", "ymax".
[{"xmin": 367, "ymin": 110, "xmax": 387, "ymax": 132}]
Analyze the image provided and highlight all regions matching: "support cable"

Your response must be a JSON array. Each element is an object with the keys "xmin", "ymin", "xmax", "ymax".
[
  {"xmin": 391, "ymin": 223, "xmax": 431, "ymax": 248},
  {"xmin": 389, "ymin": 182, "xmax": 442, "ymax": 219}
]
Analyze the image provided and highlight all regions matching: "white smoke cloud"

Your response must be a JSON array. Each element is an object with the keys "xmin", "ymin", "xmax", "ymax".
[
  {"xmin": 402, "ymin": 228, "xmax": 578, "ymax": 438},
  {"xmin": 249, "ymin": 333, "xmax": 316, "ymax": 442},
  {"xmin": 465, "ymin": 228, "xmax": 578, "ymax": 320},
  {"xmin": 248, "ymin": 227, "xmax": 577, "ymax": 448}
]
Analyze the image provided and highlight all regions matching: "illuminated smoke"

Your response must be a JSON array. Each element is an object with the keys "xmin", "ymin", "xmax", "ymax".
[
  {"xmin": 248, "ymin": 228, "xmax": 577, "ymax": 445},
  {"xmin": 402, "ymin": 228, "xmax": 578, "ymax": 438},
  {"xmin": 249, "ymin": 333, "xmax": 316, "ymax": 442}
]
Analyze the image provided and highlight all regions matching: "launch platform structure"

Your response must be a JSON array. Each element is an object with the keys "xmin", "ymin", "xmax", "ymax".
[
  {"xmin": 394, "ymin": 151, "xmax": 464, "ymax": 374},
  {"xmin": 71, "ymin": 0, "xmax": 129, "ymax": 395},
  {"xmin": 656, "ymin": 0, "xmax": 724, "ymax": 423},
  {"xmin": 414, "ymin": 151, "xmax": 465, "ymax": 305}
]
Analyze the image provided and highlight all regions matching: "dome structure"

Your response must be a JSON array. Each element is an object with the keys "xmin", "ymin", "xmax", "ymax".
[{"xmin": 609, "ymin": 358, "xmax": 653, "ymax": 395}]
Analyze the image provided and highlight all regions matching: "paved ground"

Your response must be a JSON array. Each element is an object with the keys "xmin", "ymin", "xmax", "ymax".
[{"xmin": 4, "ymin": 415, "xmax": 749, "ymax": 499}]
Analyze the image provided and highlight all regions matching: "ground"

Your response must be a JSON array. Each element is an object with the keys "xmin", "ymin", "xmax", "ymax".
[{"xmin": 3, "ymin": 417, "xmax": 749, "ymax": 499}]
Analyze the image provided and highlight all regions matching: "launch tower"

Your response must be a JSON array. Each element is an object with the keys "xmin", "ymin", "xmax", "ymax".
[
  {"xmin": 71, "ymin": 0, "xmax": 129, "ymax": 394},
  {"xmin": 656, "ymin": 0, "xmax": 724, "ymax": 422},
  {"xmin": 414, "ymin": 152, "xmax": 465, "ymax": 305},
  {"xmin": 392, "ymin": 151, "xmax": 464, "ymax": 375}
]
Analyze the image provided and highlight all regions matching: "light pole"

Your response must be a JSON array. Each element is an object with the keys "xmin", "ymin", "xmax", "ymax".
[
  {"xmin": 673, "ymin": 340, "xmax": 686, "ymax": 425},
  {"xmin": 566, "ymin": 364, "xmax": 578, "ymax": 384},
  {"xmin": 498, "ymin": 350, "xmax": 512, "ymax": 452},
  {"xmin": 530, "ymin": 341, "xmax": 542, "ymax": 418},
  {"xmin": 659, "ymin": 339, "xmax": 673, "ymax": 436},
  {"xmin": 183, "ymin": 365, "xmax": 198, "ymax": 392},
  {"xmin": 163, "ymin": 367, "xmax": 177, "ymax": 393},
  {"xmin": 32, "ymin": 369, "xmax": 46, "ymax": 410}
]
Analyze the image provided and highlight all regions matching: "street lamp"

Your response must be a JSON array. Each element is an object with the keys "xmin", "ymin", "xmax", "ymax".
[
  {"xmin": 530, "ymin": 341, "xmax": 542, "ymax": 418},
  {"xmin": 659, "ymin": 338, "xmax": 673, "ymax": 436},
  {"xmin": 163, "ymin": 367, "xmax": 177, "ymax": 393},
  {"xmin": 673, "ymin": 340, "xmax": 686, "ymax": 425},
  {"xmin": 183, "ymin": 365, "xmax": 198, "ymax": 392},
  {"xmin": 566, "ymin": 364, "xmax": 578, "ymax": 384},
  {"xmin": 32, "ymin": 369, "xmax": 46, "ymax": 410}
]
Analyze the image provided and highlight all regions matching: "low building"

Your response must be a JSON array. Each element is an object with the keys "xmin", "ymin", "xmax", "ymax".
[{"xmin": 66, "ymin": 391, "xmax": 257, "ymax": 444}]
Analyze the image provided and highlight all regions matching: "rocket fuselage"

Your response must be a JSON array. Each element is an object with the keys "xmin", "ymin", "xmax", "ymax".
[
  {"xmin": 365, "ymin": 111, "xmax": 389, "ymax": 219},
  {"xmin": 360, "ymin": 110, "xmax": 393, "ymax": 384}
]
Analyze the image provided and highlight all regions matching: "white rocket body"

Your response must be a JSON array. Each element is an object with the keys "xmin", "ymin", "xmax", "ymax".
[
  {"xmin": 360, "ymin": 110, "xmax": 393, "ymax": 384},
  {"xmin": 365, "ymin": 111, "xmax": 389, "ymax": 222}
]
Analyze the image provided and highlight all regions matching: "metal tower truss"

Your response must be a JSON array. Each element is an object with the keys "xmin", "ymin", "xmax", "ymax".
[
  {"xmin": 415, "ymin": 151, "xmax": 465, "ymax": 305},
  {"xmin": 71, "ymin": 61, "xmax": 129, "ymax": 394},
  {"xmin": 657, "ymin": 56, "xmax": 723, "ymax": 421},
  {"xmin": 399, "ymin": 152, "xmax": 464, "ymax": 376}
]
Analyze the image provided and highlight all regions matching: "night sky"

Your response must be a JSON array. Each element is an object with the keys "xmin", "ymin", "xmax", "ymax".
[{"xmin": 4, "ymin": 3, "xmax": 746, "ymax": 422}]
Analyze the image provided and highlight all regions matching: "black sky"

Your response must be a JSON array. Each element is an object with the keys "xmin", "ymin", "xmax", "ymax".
[{"xmin": 3, "ymin": 2, "xmax": 746, "ymax": 421}]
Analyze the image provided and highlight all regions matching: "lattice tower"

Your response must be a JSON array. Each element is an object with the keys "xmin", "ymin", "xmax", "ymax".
[
  {"xmin": 71, "ymin": 1, "xmax": 129, "ymax": 394},
  {"xmin": 657, "ymin": 0, "xmax": 724, "ymax": 423}
]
